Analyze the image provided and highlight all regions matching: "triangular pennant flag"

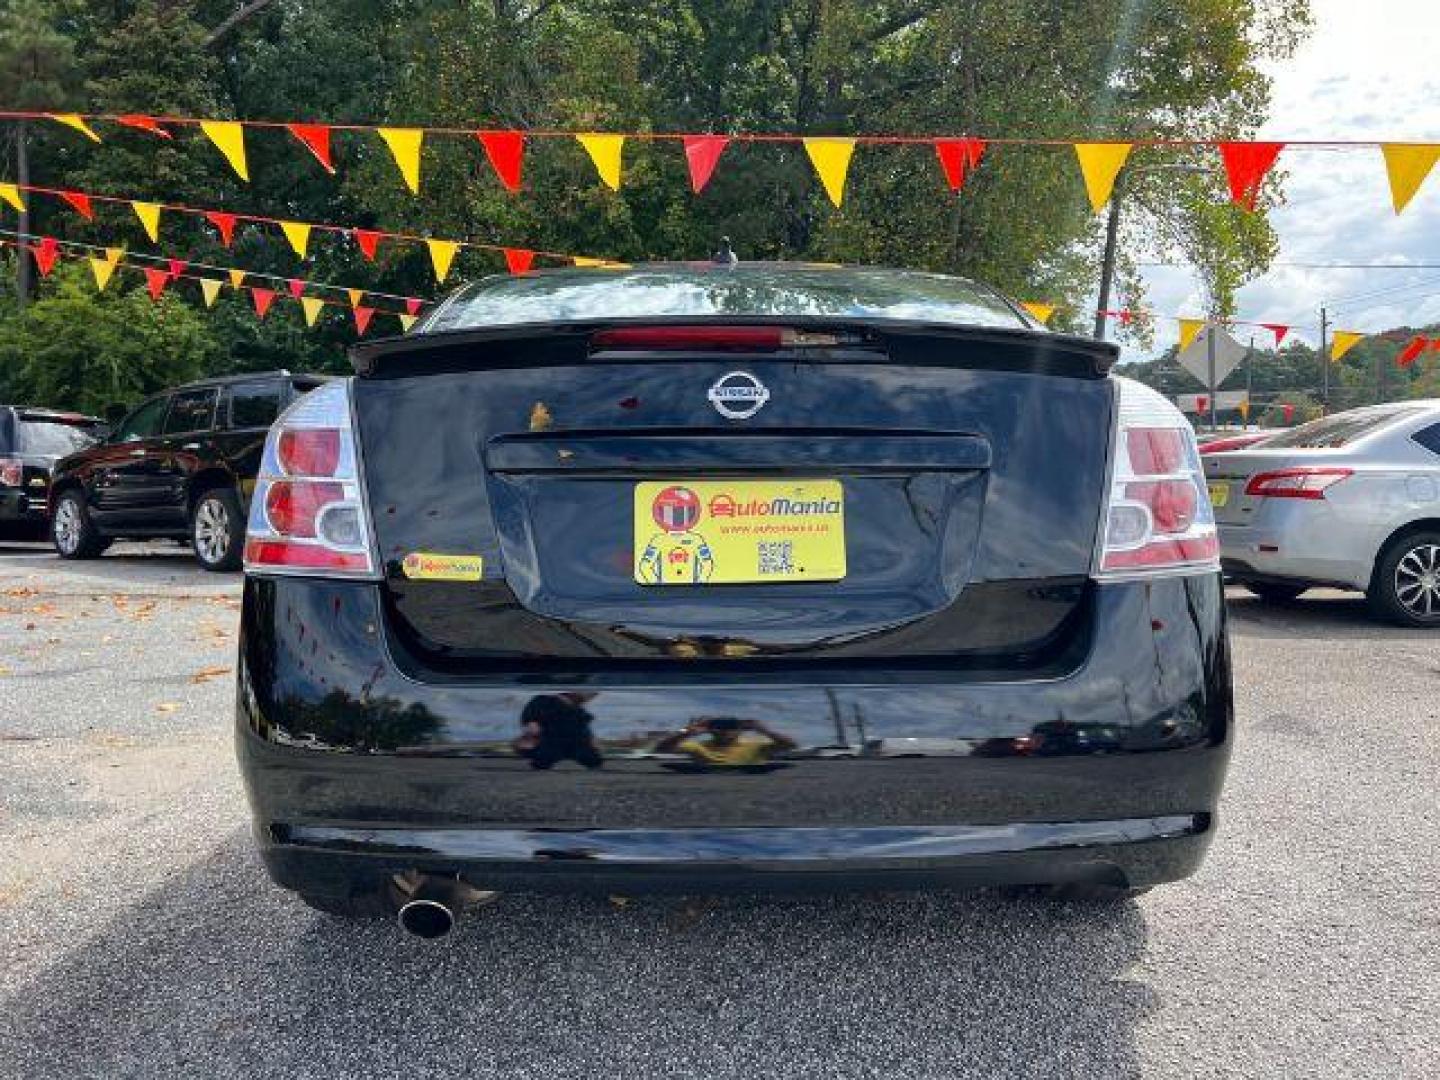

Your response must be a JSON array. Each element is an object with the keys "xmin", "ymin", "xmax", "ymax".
[
  {"xmin": 59, "ymin": 191, "xmax": 94, "ymax": 219},
  {"xmin": 103, "ymin": 246, "xmax": 123, "ymax": 267},
  {"xmin": 51, "ymin": 113, "xmax": 101, "ymax": 142},
  {"xmin": 228, "ymin": 268, "xmax": 246, "ymax": 289},
  {"xmin": 0, "ymin": 183, "xmax": 24, "ymax": 212},
  {"xmin": 89, "ymin": 257, "xmax": 117, "ymax": 292},
  {"xmin": 115, "ymin": 114, "xmax": 171, "ymax": 139},
  {"xmin": 206, "ymin": 211, "xmax": 238, "ymax": 247},
  {"xmin": 143, "ymin": 266, "xmax": 169, "ymax": 300},
  {"xmin": 199, "ymin": 278, "xmax": 223, "ymax": 308},
  {"xmin": 378, "ymin": 127, "xmax": 423, "ymax": 194},
  {"xmin": 166, "ymin": 258, "xmax": 187, "ymax": 281},
  {"xmin": 251, "ymin": 287, "xmax": 276, "ymax": 319},
  {"xmin": 572, "ymin": 256, "xmax": 607, "ymax": 267},
  {"xmin": 346, "ymin": 288, "xmax": 364, "ymax": 309},
  {"xmin": 405, "ymin": 297, "xmax": 423, "ymax": 316},
  {"xmin": 1380, "ymin": 144, "xmax": 1440, "ymax": 214},
  {"xmin": 683, "ymin": 135, "xmax": 730, "ymax": 194},
  {"xmin": 1331, "ymin": 330, "xmax": 1364, "ymax": 362},
  {"xmin": 503, "ymin": 247, "xmax": 535, "ymax": 274},
  {"xmin": 300, "ymin": 296, "xmax": 325, "ymax": 327},
  {"xmin": 934, "ymin": 138, "xmax": 987, "ymax": 191},
  {"xmin": 131, "ymin": 201, "xmax": 161, "ymax": 242},
  {"xmin": 476, "ymin": 130, "xmax": 525, "ymax": 192},
  {"xmin": 576, "ymin": 133, "xmax": 625, "ymax": 190},
  {"xmin": 398, "ymin": 313, "xmax": 418, "ymax": 332},
  {"xmin": 426, "ymin": 238, "xmax": 459, "ymax": 283},
  {"xmin": 353, "ymin": 306, "xmax": 375, "ymax": 335},
  {"xmin": 1020, "ymin": 302, "xmax": 1055, "ymax": 325},
  {"xmin": 279, "ymin": 220, "xmax": 312, "ymax": 258},
  {"xmin": 287, "ymin": 123, "xmax": 335, "ymax": 173},
  {"xmin": 1178, "ymin": 318, "xmax": 1205, "ymax": 352},
  {"xmin": 1218, "ymin": 142, "xmax": 1284, "ymax": 210},
  {"xmin": 1237, "ymin": 399, "xmax": 1251, "ymax": 421},
  {"xmin": 32, "ymin": 237, "xmax": 60, "ymax": 277},
  {"xmin": 287, "ymin": 277, "xmax": 306, "ymax": 300},
  {"xmin": 1073, "ymin": 143, "xmax": 1133, "ymax": 212},
  {"xmin": 803, "ymin": 137, "xmax": 857, "ymax": 207},
  {"xmin": 200, "ymin": 120, "xmax": 249, "ymax": 181},
  {"xmin": 1397, "ymin": 336, "xmax": 1427, "ymax": 368},
  {"xmin": 352, "ymin": 229, "xmax": 381, "ymax": 260},
  {"xmin": 1262, "ymin": 323, "xmax": 1289, "ymax": 347}
]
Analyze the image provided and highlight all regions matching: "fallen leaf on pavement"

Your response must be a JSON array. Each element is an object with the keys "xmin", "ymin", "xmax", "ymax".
[
  {"xmin": 156, "ymin": 703, "xmax": 179, "ymax": 713},
  {"xmin": 190, "ymin": 665, "xmax": 232, "ymax": 684}
]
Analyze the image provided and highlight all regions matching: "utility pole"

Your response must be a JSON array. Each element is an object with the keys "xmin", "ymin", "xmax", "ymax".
[
  {"xmin": 1245, "ymin": 335, "xmax": 1255, "ymax": 431},
  {"xmin": 15, "ymin": 120, "xmax": 31, "ymax": 309},
  {"xmin": 1205, "ymin": 324, "xmax": 1219, "ymax": 432},
  {"xmin": 1318, "ymin": 305, "xmax": 1330, "ymax": 412},
  {"xmin": 1093, "ymin": 194, "xmax": 1121, "ymax": 340}
]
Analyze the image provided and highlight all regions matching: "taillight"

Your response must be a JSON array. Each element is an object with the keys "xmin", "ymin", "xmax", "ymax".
[
  {"xmin": 1094, "ymin": 378, "xmax": 1219, "ymax": 578},
  {"xmin": 0, "ymin": 458, "xmax": 21, "ymax": 487},
  {"xmin": 1244, "ymin": 467, "xmax": 1352, "ymax": 500},
  {"xmin": 242, "ymin": 380, "xmax": 377, "ymax": 577}
]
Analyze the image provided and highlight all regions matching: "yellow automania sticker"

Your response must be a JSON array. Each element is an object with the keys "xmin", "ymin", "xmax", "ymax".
[{"xmin": 401, "ymin": 552, "xmax": 484, "ymax": 581}]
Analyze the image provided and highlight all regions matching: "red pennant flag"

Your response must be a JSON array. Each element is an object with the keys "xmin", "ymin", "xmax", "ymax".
[
  {"xmin": 1262, "ymin": 323, "xmax": 1289, "ymax": 347},
  {"xmin": 1397, "ymin": 335, "xmax": 1428, "ymax": 367},
  {"xmin": 476, "ymin": 130, "xmax": 525, "ymax": 192},
  {"xmin": 1219, "ymin": 142, "xmax": 1284, "ymax": 210},
  {"xmin": 352, "ymin": 229, "xmax": 381, "ymax": 260},
  {"xmin": 1196, "ymin": 395, "xmax": 1209, "ymax": 414},
  {"xmin": 59, "ymin": 191, "xmax": 94, "ymax": 220},
  {"xmin": 206, "ymin": 211, "xmax": 238, "ymax": 247},
  {"xmin": 251, "ymin": 287, "xmax": 276, "ymax": 319},
  {"xmin": 682, "ymin": 135, "xmax": 730, "ymax": 194},
  {"xmin": 287, "ymin": 277, "xmax": 307, "ymax": 300},
  {"xmin": 143, "ymin": 266, "xmax": 169, "ymax": 300},
  {"xmin": 934, "ymin": 138, "xmax": 987, "ymax": 191},
  {"xmin": 287, "ymin": 123, "xmax": 335, "ymax": 173},
  {"xmin": 503, "ymin": 247, "xmax": 535, "ymax": 274},
  {"xmin": 405, "ymin": 297, "xmax": 423, "ymax": 316},
  {"xmin": 116, "ymin": 114, "xmax": 172, "ymax": 139},
  {"xmin": 166, "ymin": 258, "xmax": 187, "ymax": 281},
  {"xmin": 32, "ymin": 237, "xmax": 59, "ymax": 277},
  {"xmin": 1282, "ymin": 403, "xmax": 1295, "ymax": 423},
  {"xmin": 353, "ymin": 306, "xmax": 375, "ymax": 335}
]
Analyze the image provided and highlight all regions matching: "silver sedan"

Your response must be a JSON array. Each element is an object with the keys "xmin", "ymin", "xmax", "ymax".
[{"xmin": 1203, "ymin": 401, "xmax": 1440, "ymax": 626}]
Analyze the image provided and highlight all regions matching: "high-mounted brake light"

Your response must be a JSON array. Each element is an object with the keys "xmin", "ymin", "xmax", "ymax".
[
  {"xmin": 243, "ymin": 380, "xmax": 377, "ymax": 578},
  {"xmin": 1244, "ymin": 467, "xmax": 1353, "ymax": 500},
  {"xmin": 1094, "ymin": 378, "xmax": 1219, "ymax": 579},
  {"xmin": 591, "ymin": 325, "xmax": 844, "ymax": 351}
]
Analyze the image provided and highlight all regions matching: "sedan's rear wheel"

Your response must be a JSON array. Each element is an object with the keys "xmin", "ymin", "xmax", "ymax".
[
  {"xmin": 1241, "ymin": 580, "xmax": 1308, "ymax": 603},
  {"xmin": 1370, "ymin": 531, "xmax": 1440, "ymax": 627},
  {"xmin": 191, "ymin": 488, "xmax": 244, "ymax": 572},
  {"xmin": 51, "ymin": 491, "xmax": 111, "ymax": 560}
]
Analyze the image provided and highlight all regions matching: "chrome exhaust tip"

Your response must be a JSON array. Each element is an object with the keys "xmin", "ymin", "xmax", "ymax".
[
  {"xmin": 391, "ymin": 872, "xmax": 498, "ymax": 939},
  {"xmin": 397, "ymin": 898, "xmax": 455, "ymax": 939}
]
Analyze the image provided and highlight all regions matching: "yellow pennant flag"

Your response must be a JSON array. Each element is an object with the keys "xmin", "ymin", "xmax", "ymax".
[
  {"xmin": 398, "ymin": 313, "xmax": 418, "ymax": 332},
  {"xmin": 52, "ymin": 113, "xmax": 101, "ymax": 142},
  {"xmin": 576, "ymin": 134, "xmax": 625, "ymax": 190},
  {"xmin": 104, "ymin": 246, "xmax": 124, "ymax": 267},
  {"xmin": 803, "ymin": 137, "xmax": 857, "ymax": 208},
  {"xmin": 279, "ymin": 221, "xmax": 312, "ymax": 258},
  {"xmin": 199, "ymin": 278, "xmax": 224, "ymax": 308},
  {"xmin": 1381, "ymin": 144, "xmax": 1440, "ymax": 214},
  {"xmin": 1073, "ymin": 142, "xmax": 1133, "ymax": 212},
  {"xmin": 131, "ymin": 201, "xmax": 162, "ymax": 242},
  {"xmin": 1331, "ymin": 330, "xmax": 1365, "ymax": 362},
  {"xmin": 346, "ymin": 288, "xmax": 364, "ymax": 309},
  {"xmin": 1237, "ymin": 399, "xmax": 1251, "ymax": 422},
  {"xmin": 300, "ymin": 296, "xmax": 325, "ymax": 327},
  {"xmin": 378, "ymin": 127, "xmax": 423, "ymax": 194},
  {"xmin": 572, "ymin": 256, "xmax": 607, "ymax": 268},
  {"xmin": 1020, "ymin": 302, "xmax": 1056, "ymax": 325},
  {"xmin": 88, "ymin": 257, "xmax": 118, "ymax": 291},
  {"xmin": 200, "ymin": 120, "xmax": 249, "ymax": 182},
  {"xmin": 0, "ymin": 183, "xmax": 26, "ymax": 212},
  {"xmin": 427, "ymin": 239, "xmax": 459, "ymax": 282},
  {"xmin": 1178, "ymin": 318, "xmax": 1205, "ymax": 352},
  {"xmin": 227, "ymin": 268, "xmax": 246, "ymax": 289}
]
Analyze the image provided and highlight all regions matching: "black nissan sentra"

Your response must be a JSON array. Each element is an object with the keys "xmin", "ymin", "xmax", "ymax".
[{"xmin": 236, "ymin": 264, "xmax": 1231, "ymax": 937}]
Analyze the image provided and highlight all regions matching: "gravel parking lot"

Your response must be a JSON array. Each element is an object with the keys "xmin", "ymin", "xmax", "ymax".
[{"xmin": 0, "ymin": 543, "xmax": 1435, "ymax": 1079}]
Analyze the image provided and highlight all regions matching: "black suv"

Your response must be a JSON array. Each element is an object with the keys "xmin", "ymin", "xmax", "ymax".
[
  {"xmin": 0, "ymin": 407, "xmax": 106, "ymax": 540},
  {"xmin": 49, "ymin": 372, "xmax": 326, "ymax": 570}
]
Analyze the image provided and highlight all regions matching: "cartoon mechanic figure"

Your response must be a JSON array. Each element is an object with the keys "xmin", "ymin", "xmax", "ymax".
[{"xmin": 637, "ymin": 485, "xmax": 716, "ymax": 584}]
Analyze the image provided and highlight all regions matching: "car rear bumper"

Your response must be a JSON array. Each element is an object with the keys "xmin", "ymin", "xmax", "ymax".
[
  {"xmin": 0, "ymin": 488, "xmax": 45, "ymax": 523},
  {"xmin": 236, "ymin": 574, "xmax": 1232, "ymax": 896},
  {"xmin": 1219, "ymin": 520, "xmax": 1372, "ymax": 590}
]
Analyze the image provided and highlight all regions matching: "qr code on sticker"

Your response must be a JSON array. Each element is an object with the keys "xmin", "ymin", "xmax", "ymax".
[{"xmin": 757, "ymin": 541, "xmax": 795, "ymax": 575}]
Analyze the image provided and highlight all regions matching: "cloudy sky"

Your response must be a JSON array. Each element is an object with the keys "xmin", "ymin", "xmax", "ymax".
[{"xmin": 1126, "ymin": 0, "xmax": 1440, "ymax": 362}]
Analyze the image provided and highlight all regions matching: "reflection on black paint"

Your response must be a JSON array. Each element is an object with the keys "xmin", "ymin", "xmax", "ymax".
[
  {"xmin": 653, "ymin": 716, "xmax": 798, "ymax": 770},
  {"xmin": 515, "ymin": 692, "xmax": 604, "ymax": 769},
  {"xmin": 271, "ymin": 690, "xmax": 442, "ymax": 752}
]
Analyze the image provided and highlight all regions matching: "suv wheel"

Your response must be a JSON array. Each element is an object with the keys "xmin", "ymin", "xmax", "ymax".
[
  {"xmin": 191, "ymin": 488, "xmax": 244, "ymax": 571},
  {"xmin": 51, "ymin": 490, "xmax": 111, "ymax": 560},
  {"xmin": 1369, "ymin": 531, "xmax": 1440, "ymax": 627}
]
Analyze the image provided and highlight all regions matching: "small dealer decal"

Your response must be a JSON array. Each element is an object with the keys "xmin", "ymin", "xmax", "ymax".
[{"xmin": 401, "ymin": 552, "xmax": 485, "ymax": 581}]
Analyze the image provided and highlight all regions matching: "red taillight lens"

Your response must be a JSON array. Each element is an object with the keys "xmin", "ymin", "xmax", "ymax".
[
  {"xmin": 277, "ymin": 428, "xmax": 340, "ymax": 477},
  {"xmin": 1126, "ymin": 480, "xmax": 1198, "ymax": 532},
  {"xmin": 264, "ymin": 480, "xmax": 344, "ymax": 538},
  {"xmin": 0, "ymin": 458, "xmax": 21, "ymax": 487},
  {"xmin": 1244, "ymin": 467, "xmax": 1353, "ymax": 500},
  {"xmin": 242, "ymin": 539, "xmax": 370, "ymax": 571},
  {"xmin": 592, "ymin": 326, "xmax": 787, "ymax": 350},
  {"xmin": 1126, "ymin": 428, "xmax": 1185, "ymax": 475}
]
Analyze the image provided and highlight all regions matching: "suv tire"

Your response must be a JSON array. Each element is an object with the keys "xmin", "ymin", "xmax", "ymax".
[
  {"xmin": 1242, "ymin": 580, "xmax": 1308, "ymax": 603},
  {"xmin": 191, "ymin": 487, "xmax": 244, "ymax": 572},
  {"xmin": 51, "ymin": 490, "xmax": 111, "ymax": 560},
  {"xmin": 1369, "ymin": 530, "xmax": 1440, "ymax": 627}
]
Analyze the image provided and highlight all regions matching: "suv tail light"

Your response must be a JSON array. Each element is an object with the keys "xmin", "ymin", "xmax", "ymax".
[
  {"xmin": 1094, "ymin": 378, "xmax": 1219, "ymax": 578},
  {"xmin": 1244, "ymin": 467, "xmax": 1353, "ymax": 500},
  {"xmin": 0, "ymin": 458, "xmax": 21, "ymax": 487},
  {"xmin": 243, "ymin": 380, "xmax": 377, "ymax": 577}
]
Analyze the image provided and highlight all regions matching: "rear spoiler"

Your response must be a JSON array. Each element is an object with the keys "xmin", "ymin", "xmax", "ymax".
[{"xmin": 350, "ymin": 317, "xmax": 1119, "ymax": 381}]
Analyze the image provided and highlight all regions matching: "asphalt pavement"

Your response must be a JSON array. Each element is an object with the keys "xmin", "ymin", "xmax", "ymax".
[{"xmin": 0, "ymin": 541, "xmax": 1435, "ymax": 1078}]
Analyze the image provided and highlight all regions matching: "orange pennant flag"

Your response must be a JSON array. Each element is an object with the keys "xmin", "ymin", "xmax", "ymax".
[
  {"xmin": 378, "ymin": 127, "xmax": 423, "ymax": 194},
  {"xmin": 576, "ymin": 134, "xmax": 625, "ymax": 190},
  {"xmin": 200, "ymin": 120, "xmax": 249, "ymax": 182},
  {"xmin": 803, "ymin": 138, "xmax": 856, "ymax": 207},
  {"xmin": 346, "ymin": 288, "xmax": 364, "ymax": 309},
  {"xmin": 1020, "ymin": 302, "xmax": 1056, "ymax": 325},
  {"xmin": 131, "ymin": 201, "xmax": 162, "ymax": 242},
  {"xmin": 427, "ymin": 239, "xmax": 459, "ymax": 283},
  {"xmin": 1331, "ymin": 331, "xmax": 1364, "ymax": 362},
  {"xmin": 51, "ymin": 113, "xmax": 101, "ymax": 142},
  {"xmin": 1073, "ymin": 143, "xmax": 1132, "ymax": 212},
  {"xmin": 228, "ymin": 268, "xmax": 246, "ymax": 290},
  {"xmin": 1178, "ymin": 318, "xmax": 1205, "ymax": 352},
  {"xmin": 1381, "ymin": 144, "xmax": 1440, "ymax": 214}
]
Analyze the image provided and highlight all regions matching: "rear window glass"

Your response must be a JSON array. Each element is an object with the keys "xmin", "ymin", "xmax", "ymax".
[
  {"xmin": 163, "ymin": 389, "xmax": 217, "ymax": 435},
  {"xmin": 426, "ymin": 266, "xmax": 1029, "ymax": 333},
  {"xmin": 229, "ymin": 382, "xmax": 285, "ymax": 428},
  {"xmin": 17, "ymin": 420, "xmax": 100, "ymax": 455},
  {"xmin": 1413, "ymin": 422, "xmax": 1440, "ymax": 456},
  {"xmin": 1262, "ymin": 407, "xmax": 1420, "ymax": 449}
]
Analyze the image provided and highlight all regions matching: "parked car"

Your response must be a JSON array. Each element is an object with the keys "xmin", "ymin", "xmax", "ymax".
[
  {"xmin": 1197, "ymin": 430, "xmax": 1277, "ymax": 454},
  {"xmin": 235, "ymin": 264, "xmax": 1232, "ymax": 935},
  {"xmin": 1205, "ymin": 401, "xmax": 1440, "ymax": 625},
  {"xmin": 0, "ymin": 407, "xmax": 106, "ymax": 540},
  {"xmin": 48, "ymin": 371, "xmax": 326, "ymax": 570}
]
